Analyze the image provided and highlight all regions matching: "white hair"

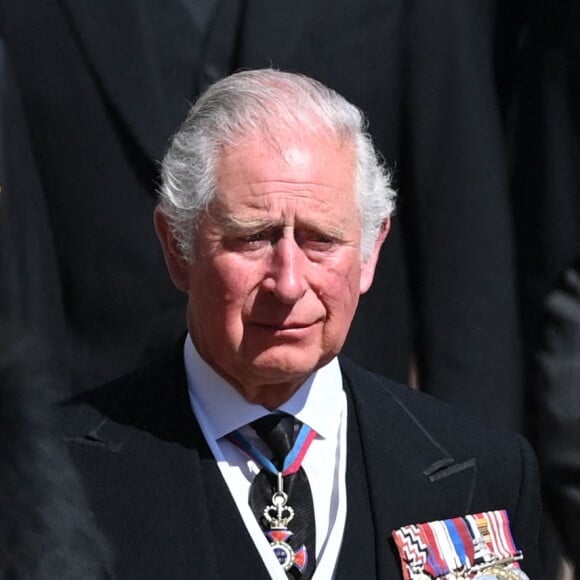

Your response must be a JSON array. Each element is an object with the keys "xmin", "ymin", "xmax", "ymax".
[{"xmin": 158, "ymin": 69, "xmax": 396, "ymax": 261}]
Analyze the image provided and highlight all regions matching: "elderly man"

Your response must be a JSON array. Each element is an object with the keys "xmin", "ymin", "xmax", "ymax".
[{"xmin": 64, "ymin": 70, "xmax": 540, "ymax": 579}]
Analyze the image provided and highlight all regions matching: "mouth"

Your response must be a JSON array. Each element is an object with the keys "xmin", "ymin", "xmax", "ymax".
[{"xmin": 250, "ymin": 320, "xmax": 321, "ymax": 334}]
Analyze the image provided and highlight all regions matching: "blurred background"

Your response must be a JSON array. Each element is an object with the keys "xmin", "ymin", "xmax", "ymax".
[{"xmin": 1, "ymin": 0, "xmax": 578, "ymax": 576}]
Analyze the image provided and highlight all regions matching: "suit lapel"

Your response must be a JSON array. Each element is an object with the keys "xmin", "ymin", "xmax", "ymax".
[
  {"xmin": 335, "ymin": 385, "xmax": 378, "ymax": 578},
  {"xmin": 340, "ymin": 358, "xmax": 477, "ymax": 579},
  {"xmin": 141, "ymin": 348, "xmax": 271, "ymax": 578},
  {"xmin": 64, "ymin": 343, "xmax": 270, "ymax": 579},
  {"xmin": 55, "ymin": 0, "xmax": 221, "ymax": 161}
]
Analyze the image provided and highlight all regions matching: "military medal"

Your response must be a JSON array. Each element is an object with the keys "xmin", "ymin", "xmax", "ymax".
[
  {"xmin": 227, "ymin": 423, "xmax": 316, "ymax": 573},
  {"xmin": 392, "ymin": 510, "xmax": 530, "ymax": 579}
]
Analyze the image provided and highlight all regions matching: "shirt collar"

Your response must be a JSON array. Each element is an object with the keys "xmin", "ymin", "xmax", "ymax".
[{"xmin": 184, "ymin": 334, "xmax": 343, "ymax": 441}]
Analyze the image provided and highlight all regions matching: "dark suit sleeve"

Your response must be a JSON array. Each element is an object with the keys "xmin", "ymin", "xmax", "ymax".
[{"xmin": 535, "ymin": 258, "xmax": 580, "ymax": 568}]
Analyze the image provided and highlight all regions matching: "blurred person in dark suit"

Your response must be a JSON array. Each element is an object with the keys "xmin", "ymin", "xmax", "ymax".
[
  {"xmin": 0, "ymin": 1, "xmax": 240, "ymax": 391},
  {"xmin": 536, "ymin": 257, "xmax": 580, "ymax": 574},
  {"xmin": 512, "ymin": 0, "xmax": 580, "ymax": 372},
  {"xmin": 511, "ymin": 4, "xmax": 580, "ymax": 572},
  {"xmin": 0, "ymin": 327, "xmax": 109, "ymax": 579}
]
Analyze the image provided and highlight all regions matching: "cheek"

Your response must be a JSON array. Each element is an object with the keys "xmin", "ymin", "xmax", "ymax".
[
  {"xmin": 205, "ymin": 257, "xmax": 264, "ymax": 315},
  {"xmin": 315, "ymin": 260, "xmax": 362, "ymax": 317},
  {"xmin": 187, "ymin": 264, "xmax": 257, "ymax": 355}
]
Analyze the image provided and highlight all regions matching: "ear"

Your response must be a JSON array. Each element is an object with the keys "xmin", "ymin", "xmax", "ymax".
[
  {"xmin": 359, "ymin": 218, "xmax": 390, "ymax": 294},
  {"xmin": 153, "ymin": 207, "xmax": 191, "ymax": 292}
]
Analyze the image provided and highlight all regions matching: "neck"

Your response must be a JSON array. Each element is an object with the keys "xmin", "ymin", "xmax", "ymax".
[{"xmin": 232, "ymin": 380, "xmax": 303, "ymax": 410}]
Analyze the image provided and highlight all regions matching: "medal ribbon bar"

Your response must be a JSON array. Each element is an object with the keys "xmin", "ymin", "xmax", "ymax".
[{"xmin": 392, "ymin": 510, "xmax": 528, "ymax": 580}]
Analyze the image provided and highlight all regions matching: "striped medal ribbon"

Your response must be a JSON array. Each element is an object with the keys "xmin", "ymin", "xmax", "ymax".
[{"xmin": 392, "ymin": 510, "xmax": 529, "ymax": 579}]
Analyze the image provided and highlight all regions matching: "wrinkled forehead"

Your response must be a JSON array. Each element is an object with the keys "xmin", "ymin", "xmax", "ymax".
[
  {"xmin": 210, "ymin": 129, "xmax": 360, "ymax": 224},
  {"xmin": 215, "ymin": 126, "xmax": 357, "ymax": 180}
]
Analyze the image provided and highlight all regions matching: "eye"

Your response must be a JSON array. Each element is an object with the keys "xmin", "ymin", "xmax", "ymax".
[
  {"xmin": 222, "ymin": 228, "xmax": 279, "ymax": 252},
  {"xmin": 297, "ymin": 231, "xmax": 337, "ymax": 252},
  {"xmin": 245, "ymin": 232, "xmax": 268, "ymax": 244}
]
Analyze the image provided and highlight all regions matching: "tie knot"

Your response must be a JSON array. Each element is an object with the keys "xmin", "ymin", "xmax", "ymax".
[{"xmin": 251, "ymin": 413, "xmax": 300, "ymax": 466}]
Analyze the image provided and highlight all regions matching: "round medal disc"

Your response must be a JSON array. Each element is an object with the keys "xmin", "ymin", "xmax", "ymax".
[{"xmin": 270, "ymin": 540, "xmax": 295, "ymax": 571}]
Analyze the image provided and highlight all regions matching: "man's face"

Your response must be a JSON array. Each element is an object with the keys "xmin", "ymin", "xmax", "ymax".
[{"xmin": 156, "ymin": 131, "xmax": 387, "ymax": 406}]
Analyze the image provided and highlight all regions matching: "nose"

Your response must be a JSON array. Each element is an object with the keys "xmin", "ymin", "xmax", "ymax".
[{"xmin": 264, "ymin": 236, "xmax": 308, "ymax": 304}]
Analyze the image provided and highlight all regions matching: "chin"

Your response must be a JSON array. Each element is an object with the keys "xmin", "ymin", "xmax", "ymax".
[{"xmin": 244, "ymin": 347, "xmax": 324, "ymax": 385}]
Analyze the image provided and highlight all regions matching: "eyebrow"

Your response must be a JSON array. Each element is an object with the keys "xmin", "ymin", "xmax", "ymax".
[
  {"xmin": 213, "ymin": 214, "xmax": 280, "ymax": 231},
  {"xmin": 214, "ymin": 213, "xmax": 350, "ymax": 239}
]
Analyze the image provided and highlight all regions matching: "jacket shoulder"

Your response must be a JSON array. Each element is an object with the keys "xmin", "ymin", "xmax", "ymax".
[
  {"xmin": 340, "ymin": 355, "xmax": 527, "ymax": 448},
  {"xmin": 60, "ymin": 344, "xmax": 187, "ymax": 444}
]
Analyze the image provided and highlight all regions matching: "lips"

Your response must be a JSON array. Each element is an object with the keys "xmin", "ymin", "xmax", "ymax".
[
  {"xmin": 253, "ymin": 322, "xmax": 315, "ymax": 330},
  {"xmin": 249, "ymin": 319, "xmax": 323, "ymax": 333}
]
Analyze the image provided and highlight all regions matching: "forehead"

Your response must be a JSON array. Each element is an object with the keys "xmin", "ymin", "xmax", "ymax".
[{"xmin": 213, "ymin": 131, "xmax": 358, "ymax": 216}]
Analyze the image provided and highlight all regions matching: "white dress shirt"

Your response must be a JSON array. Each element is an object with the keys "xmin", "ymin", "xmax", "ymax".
[{"xmin": 184, "ymin": 335, "xmax": 347, "ymax": 579}]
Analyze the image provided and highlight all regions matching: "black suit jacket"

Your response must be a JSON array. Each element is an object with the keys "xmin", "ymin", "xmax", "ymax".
[
  {"xmin": 63, "ymin": 348, "xmax": 541, "ymax": 579},
  {"xmin": 0, "ymin": 0, "xmax": 241, "ymax": 390}
]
